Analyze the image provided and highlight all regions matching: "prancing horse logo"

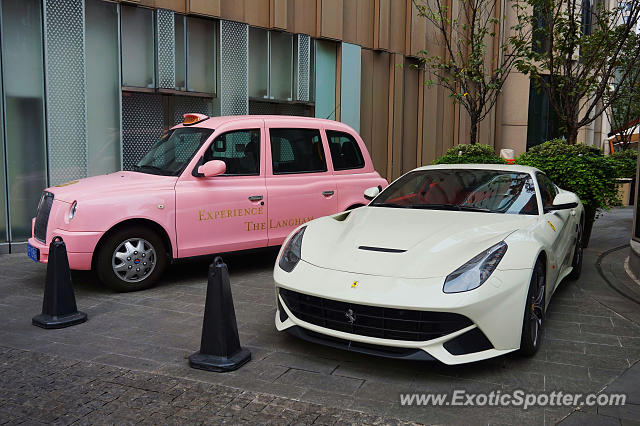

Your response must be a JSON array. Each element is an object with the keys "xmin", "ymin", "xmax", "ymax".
[{"xmin": 345, "ymin": 308, "xmax": 356, "ymax": 324}]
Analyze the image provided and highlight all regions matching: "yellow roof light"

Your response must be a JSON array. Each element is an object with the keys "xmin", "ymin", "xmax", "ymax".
[{"xmin": 183, "ymin": 113, "xmax": 208, "ymax": 126}]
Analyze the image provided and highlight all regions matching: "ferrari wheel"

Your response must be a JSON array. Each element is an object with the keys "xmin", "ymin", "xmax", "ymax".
[
  {"xmin": 520, "ymin": 258, "xmax": 546, "ymax": 356},
  {"xmin": 567, "ymin": 220, "xmax": 583, "ymax": 281}
]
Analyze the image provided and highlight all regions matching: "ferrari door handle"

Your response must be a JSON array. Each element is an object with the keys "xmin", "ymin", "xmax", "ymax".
[
  {"xmin": 248, "ymin": 195, "xmax": 263, "ymax": 201},
  {"xmin": 322, "ymin": 191, "xmax": 335, "ymax": 197}
]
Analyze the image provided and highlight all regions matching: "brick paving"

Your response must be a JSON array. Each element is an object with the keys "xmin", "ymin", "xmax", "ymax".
[
  {"xmin": 1, "ymin": 207, "xmax": 639, "ymax": 424},
  {"xmin": 0, "ymin": 346, "xmax": 412, "ymax": 425}
]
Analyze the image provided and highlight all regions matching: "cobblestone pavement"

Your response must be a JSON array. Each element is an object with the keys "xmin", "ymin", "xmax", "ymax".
[
  {"xmin": 0, "ymin": 346, "xmax": 412, "ymax": 425},
  {"xmin": 1, "ymin": 207, "xmax": 640, "ymax": 424}
]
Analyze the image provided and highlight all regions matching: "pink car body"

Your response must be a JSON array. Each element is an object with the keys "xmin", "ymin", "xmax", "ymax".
[{"xmin": 27, "ymin": 115, "xmax": 387, "ymax": 276}]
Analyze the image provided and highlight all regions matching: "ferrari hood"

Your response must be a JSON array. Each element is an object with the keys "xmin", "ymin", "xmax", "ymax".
[
  {"xmin": 301, "ymin": 206, "xmax": 537, "ymax": 279},
  {"xmin": 47, "ymin": 171, "xmax": 178, "ymax": 203}
]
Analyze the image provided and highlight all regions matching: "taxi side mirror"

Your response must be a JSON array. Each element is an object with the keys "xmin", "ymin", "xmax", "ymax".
[
  {"xmin": 197, "ymin": 160, "xmax": 226, "ymax": 177},
  {"xmin": 545, "ymin": 192, "xmax": 579, "ymax": 212},
  {"xmin": 364, "ymin": 186, "xmax": 380, "ymax": 200}
]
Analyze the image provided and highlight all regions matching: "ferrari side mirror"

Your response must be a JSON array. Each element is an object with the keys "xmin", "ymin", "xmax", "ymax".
[
  {"xmin": 545, "ymin": 192, "xmax": 579, "ymax": 212},
  {"xmin": 364, "ymin": 186, "xmax": 380, "ymax": 200}
]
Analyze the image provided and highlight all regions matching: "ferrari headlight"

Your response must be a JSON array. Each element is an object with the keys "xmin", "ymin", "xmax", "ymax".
[
  {"xmin": 69, "ymin": 201, "xmax": 78, "ymax": 221},
  {"xmin": 443, "ymin": 241, "xmax": 508, "ymax": 293},
  {"xmin": 279, "ymin": 226, "xmax": 307, "ymax": 272}
]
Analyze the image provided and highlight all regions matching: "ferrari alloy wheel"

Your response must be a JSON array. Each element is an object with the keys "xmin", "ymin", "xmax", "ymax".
[
  {"xmin": 567, "ymin": 220, "xmax": 583, "ymax": 280},
  {"xmin": 96, "ymin": 226, "xmax": 167, "ymax": 292},
  {"xmin": 520, "ymin": 258, "xmax": 546, "ymax": 356}
]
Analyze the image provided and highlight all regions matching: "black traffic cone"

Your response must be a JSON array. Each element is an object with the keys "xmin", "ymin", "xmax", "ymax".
[
  {"xmin": 32, "ymin": 237, "xmax": 87, "ymax": 329},
  {"xmin": 189, "ymin": 256, "xmax": 251, "ymax": 372}
]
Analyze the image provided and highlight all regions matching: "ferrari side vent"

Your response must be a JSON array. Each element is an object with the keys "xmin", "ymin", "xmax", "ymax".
[
  {"xmin": 332, "ymin": 211, "xmax": 351, "ymax": 222},
  {"xmin": 443, "ymin": 327, "xmax": 494, "ymax": 355}
]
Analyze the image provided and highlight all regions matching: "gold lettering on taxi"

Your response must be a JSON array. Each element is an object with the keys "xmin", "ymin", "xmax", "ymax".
[
  {"xmin": 242, "ymin": 216, "xmax": 314, "ymax": 232},
  {"xmin": 198, "ymin": 206, "xmax": 264, "ymax": 221}
]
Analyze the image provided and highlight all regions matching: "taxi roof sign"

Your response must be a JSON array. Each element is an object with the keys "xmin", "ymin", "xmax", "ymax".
[{"xmin": 183, "ymin": 113, "xmax": 208, "ymax": 126}]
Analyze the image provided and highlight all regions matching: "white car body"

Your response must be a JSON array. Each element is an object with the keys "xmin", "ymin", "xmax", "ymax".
[{"xmin": 273, "ymin": 164, "xmax": 584, "ymax": 365}]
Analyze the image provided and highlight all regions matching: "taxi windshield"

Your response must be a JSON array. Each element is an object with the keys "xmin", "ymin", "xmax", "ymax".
[
  {"xmin": 134, "ymin": 127, "xmax": 213, "ymax": 176},
  {"xmin": 371, "ymin": 169, "xmax": 539, "ymax": 215}
]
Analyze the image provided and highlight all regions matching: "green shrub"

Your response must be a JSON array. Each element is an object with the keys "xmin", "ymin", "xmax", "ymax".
[
  {"xmin": 608, "ymin": 149, "xmax": 637, "ymax": 179},
  {"xmin": 434, "ymin": 144, "xmax": 506, "ymax": 165},
  {"xmin": 516, "ymin": 139, "xmax": 620, "ymax": 246}
]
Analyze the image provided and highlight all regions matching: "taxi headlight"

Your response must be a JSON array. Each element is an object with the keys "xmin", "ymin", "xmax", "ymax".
[
  {"xmin": 279, "ymin": 226, "xmax": 306, "ymax": 272},
  {"xmin": 69, "ymin": 201, "xmax": 77, "ymax": 221},
  {"xmin": 443, "ymin": 241, "xmax": 508, "ymax": 293}
]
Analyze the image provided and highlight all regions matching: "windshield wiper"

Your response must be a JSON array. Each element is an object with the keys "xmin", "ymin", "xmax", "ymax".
[
  {"xmin": 409, "ymin": 203, "xmax": 461, "ymax": 211},
  {"xmin": 134, "ymin": 165, "xmax": 172, "ymax": 175},
  {"xmin": 370, "ymin": 202, "xmax": 408, "ymax": 208},
  {"xmin": 457, "ymin": 205, "xmax": 492, "ymax": 213}
]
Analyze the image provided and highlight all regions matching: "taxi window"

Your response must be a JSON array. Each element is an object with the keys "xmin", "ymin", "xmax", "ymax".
[
  {"xmin": 204, "ymin": 129, "xmax": 260, "ymax": 175},
  {"xmin": 270, "ymin": 128, "xmax": 327, "ymax": 174},
  {"xmin": 326, "ymin": 130, "xmax": 365, "ymax": 170}
]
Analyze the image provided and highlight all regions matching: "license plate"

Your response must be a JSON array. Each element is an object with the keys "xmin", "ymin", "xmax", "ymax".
[{"xmin": 27, "ymin": 244, "xmax": 39, "ymax": 262}]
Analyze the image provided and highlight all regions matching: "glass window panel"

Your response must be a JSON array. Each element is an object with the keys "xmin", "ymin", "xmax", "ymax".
[
  {"xmin": 270, "ymin": 31, "xmax": 293, "ymax": 101},
  {"xmin": 121, "ymin": 5, "xmax": 155, "ymax": 88},
  {"xmin": 1, "ymin": 0, "xmax": 47, "ymax": 241},
  {"xmin": 270, "ymin": 128, "xmax": 326, "ymax": 174},
  {"xmin": 187, "ymin": 17, "xmax": 216, "ymax": 93},
  {"xmin": 175, "ymin": 15, "xmax": 186, "ymax": 90},
  {"xmin": 0, "ymin": 47, "xmax": 5, "ymax": 243},
  {"xmin": 314, "ymin": 40, "xmax": 337, "ymax": 119},
  {"xmin": 249, "ymin": 28, "xmax": 269, "ymax": 99},
  {"xmin": 86, "ymin": 0, "xmax": 121, "ymax": 176}
]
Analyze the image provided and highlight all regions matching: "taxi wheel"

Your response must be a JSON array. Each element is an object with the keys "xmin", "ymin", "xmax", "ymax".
[
  {"xmin": 96, "ymin": 227, "xmax": 167, "ymax": 292},
  {"xmin": 520, "ymin": 258, "xmax": 545, "ymax": 356}
]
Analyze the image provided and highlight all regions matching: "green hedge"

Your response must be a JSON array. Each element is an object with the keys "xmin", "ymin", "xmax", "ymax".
[
  {"xmin": 608, "ymin": 149, "xmax": 638, "ymax": 179},
  {"xmin": 433, "ymin": 144, "xmax": 506, "ymax": 165}
]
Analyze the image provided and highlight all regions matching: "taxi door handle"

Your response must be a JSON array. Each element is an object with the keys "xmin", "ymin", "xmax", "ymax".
[
  {"xmin": 248, "ymin": 195, "xmax": 263, "ymax": 202},
  {"xmin": 322, "ymin": 191, "xmax": 335, "ymax": 197}
]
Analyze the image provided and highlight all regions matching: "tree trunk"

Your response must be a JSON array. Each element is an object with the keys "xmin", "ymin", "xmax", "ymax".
[
  {"xmin": 566, "ymin": 126, "xmax": 579, "ymax": 145},
  {"xmin": 470, "ymin": 119, "xmax": 478, "ymax": 145}
]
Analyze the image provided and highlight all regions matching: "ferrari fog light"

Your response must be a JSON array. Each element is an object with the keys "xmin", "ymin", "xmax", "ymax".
[
  {"xmin": 279, "ymin": 226, "xmax": 307, "ymax": 272},
  {"xmin": 443, "ymin": 241, "xmax": 507, "ymax": 293},
  {"xmin": 68, "ymin": 201, "xmax": 78, "ymax": 221}
]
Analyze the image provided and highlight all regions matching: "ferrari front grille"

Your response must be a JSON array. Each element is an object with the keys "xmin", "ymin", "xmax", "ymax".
[
  {"xmin": 279, "ymin": 288, "xmax": 473, "ymax": 342},
  {"xmin": 34, "ymin": 192, "xmax": 54, "ymax": 243}
]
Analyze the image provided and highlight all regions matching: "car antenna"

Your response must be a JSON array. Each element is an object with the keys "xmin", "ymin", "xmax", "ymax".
[{"xmin": 325, "ymin": 104, "xmax": 341, "ymax": 120}]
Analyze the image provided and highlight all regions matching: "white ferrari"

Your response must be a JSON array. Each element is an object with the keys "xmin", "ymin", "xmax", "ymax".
[{"xmin": 273, "ymin": 164, "xmax": 584, "ymax": 365}]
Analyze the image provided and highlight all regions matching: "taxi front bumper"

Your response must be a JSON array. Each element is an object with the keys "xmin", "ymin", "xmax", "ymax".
[{"xmin": 29, "ymin": 218, "xmax": 102, "ymax": 270}]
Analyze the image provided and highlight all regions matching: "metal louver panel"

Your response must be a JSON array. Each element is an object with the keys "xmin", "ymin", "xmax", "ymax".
[
  {"xmin": 296, "ymin": 34, "xmax": 311, "ymax": 102},
  {"xmin": 156, "ymin": 9, "xmax": 176, "ymax": 89},
  {"xmin": 220, "ymin": 20, "xmax": 248, "ymax": 115},
  {"xmin": 44, "ymin": 0, "xmax": 88, "ymax": 185}
]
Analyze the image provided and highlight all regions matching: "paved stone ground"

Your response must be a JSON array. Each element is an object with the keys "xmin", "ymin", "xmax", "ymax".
[{"xmin": 1, "ymin": 207, "xmax": 640, "ymax": 425}]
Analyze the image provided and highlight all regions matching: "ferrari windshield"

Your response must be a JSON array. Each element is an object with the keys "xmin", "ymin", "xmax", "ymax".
[
  {"xmin": 371, "ymin": 169, "xmax": 539, "ymax": 215},
  {"xmin": 134, "ymin": 127, "xmax": 213, "ymax": 176}
]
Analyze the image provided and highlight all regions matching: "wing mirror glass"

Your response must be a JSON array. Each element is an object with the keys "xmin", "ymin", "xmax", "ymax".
[
  {"xmin": 545, "ymin": 192, "xmax": 579, "ymax": 212},
  {"xmin": 364, "ymin": 186, "xmax": 380, "ymax": 201},
  {"xmin": 197, "ymin": 160, "xmax": 226, "ymax": 177}
]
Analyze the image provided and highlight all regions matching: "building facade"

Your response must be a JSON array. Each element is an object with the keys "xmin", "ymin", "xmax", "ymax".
[{"xmin": 0, "ymin": 0, "xmax": 609, "ymax": 252}]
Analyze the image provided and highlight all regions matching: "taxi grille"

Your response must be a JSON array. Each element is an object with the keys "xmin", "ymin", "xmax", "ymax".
[
  {"xmin": 34, "ymin": 192, "xmax": 54, "ymax": 242},
  {"xmin": 279, "ymin": 288, "xmax": 473, "ymax": 342}
]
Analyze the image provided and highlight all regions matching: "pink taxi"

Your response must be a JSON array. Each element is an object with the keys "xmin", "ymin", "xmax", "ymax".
[{"xmin": 27, "ymin": 114, "xmax": 387, "ymax": 291}]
